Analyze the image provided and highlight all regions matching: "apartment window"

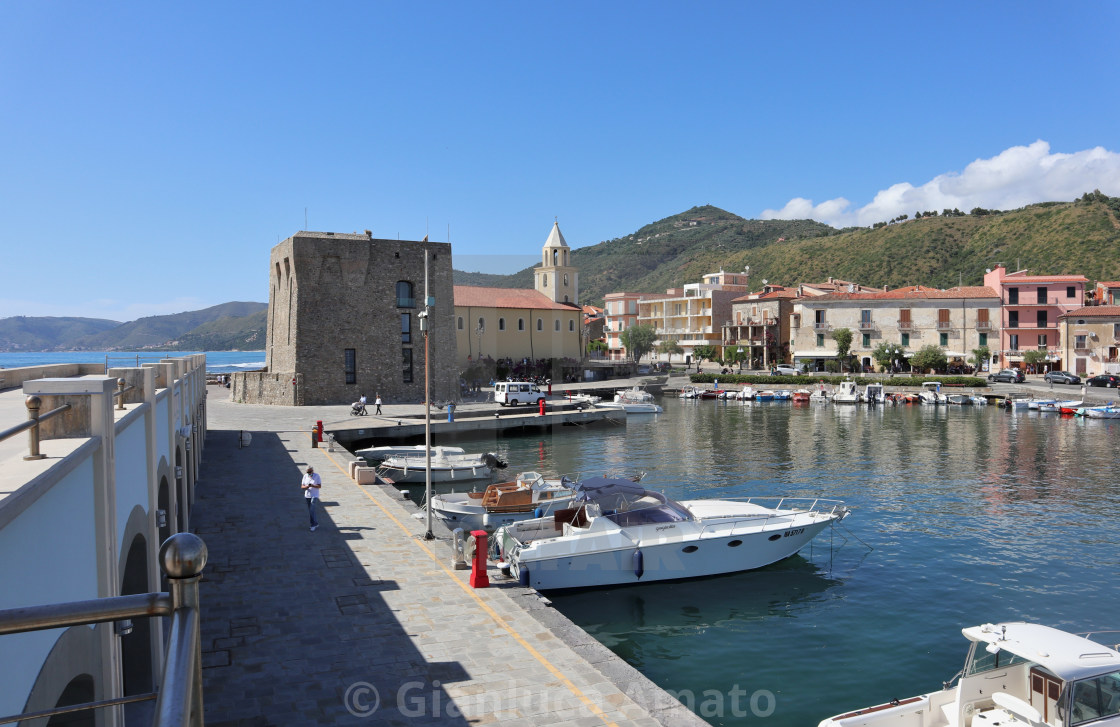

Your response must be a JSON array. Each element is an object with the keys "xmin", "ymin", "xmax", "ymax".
[
  {"xmin": 862, "ymin": 333, "xmax": 870, "ymax": 347},
  {"xmin": 518, "ymin": 318, "xmax": 525, "ymax": 331},
  {"xmin": 1036, "ymin": 287, "xmax": 1047, "ymax": 304},
  {"xmin": 1067, "ymin": 286, "xmax": 1076, "ymax": 298},
  {"xmin": 1009, "ymin": 334, "xmax": 1019, "ymax": 351},
  {"xmin": 457, "ymin": 316, "xmax": 463, "ymax": 330},
  {"xmin": 899, "ymin": 308, "xmax": 912, "ymax": 329},
  {"xmin": 402, "ymin": 348, "xmax": 412, "ymax": 383},
  {"xmin": 537, "ymin": 318, "xmax": 543, "ymax": 331},
  {"xmin": 860, "ymin": 310, "xmax": 872, "ymax": 327},
  {"xmin": 977, "ymin": 309, "xmax": 990, "ymax": 326},
  {"xmin": 498, "ymin": 318, "xmax": 506, "ymax": 331},
  {"xmin": 1038, "ymin": 334, "xmax": 1048, "ymax": 348},
  {"xmin": 1036, "ymin": 311, "xmax": 1048, "ymax": 329},
  {"xmin": 401, "ymin": 313, "xmax": 411, "ymax": 343},
  {"xmin": 816, "ymin": 333, "xmax": 824, "ymax": 347},
  {"xmin": 396, "ymin": 281, "xmax": 415, "ymax": 308},
  {"xmin": 344, "ymin": 348, "xmax": 356, "ymax": 385},
  {"xmin": 1114, "ymin": 323, "xmax": 1120, "ymax": 340},
  {"xmin": 1075, "ymin": 334, "xmax": 1087, "ymax": 349},
  {"xmin": 1007, "ymin": 287, "xmax": 1019, "ymax": 305},
  {"xmin": 1008, "ymin": 311, "xmax": 1019, "ymax": 329},
  {"xmin": 901, "ymin": 333, "xmax": 910, "ymax": 347},
  {"xmin": 979, "ymin": 333, "xmax": 988, "ymax": 346},
  {"xmin": 940, "ymin": 332, "xmax": 948, "ymax": 346},
  {"xmin": 938, "ymin": 309, "xmax": 950, "ymax": 328}
]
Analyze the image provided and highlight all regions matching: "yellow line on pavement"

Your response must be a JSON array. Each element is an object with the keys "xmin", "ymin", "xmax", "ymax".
[{"xmin": 320, "ymin": 450, "xmax": 620, "ymax": 727}]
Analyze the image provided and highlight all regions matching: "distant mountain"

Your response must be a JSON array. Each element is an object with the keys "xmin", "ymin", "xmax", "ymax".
[
  {"xmin": 0, "ymin": 302, "xmax": 268, "ymax": 352},
  {"xmin": 0, "ymin": 316, "xmax": 122, "ymax": 351},
  {"xmin": 452, "ymin": 193, "xmax": 1120, "ymax": 303}
]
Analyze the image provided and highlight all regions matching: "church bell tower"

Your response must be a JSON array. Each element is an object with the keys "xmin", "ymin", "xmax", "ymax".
[{"xmin": 534, "ymin": 220, "xmax": 578, "ymax": 305}]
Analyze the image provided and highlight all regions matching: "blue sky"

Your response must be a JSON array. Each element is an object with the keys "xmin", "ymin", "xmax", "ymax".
[{"xmin": 2, "ymin": 1, "xmax": 1119, "ymax": 321}]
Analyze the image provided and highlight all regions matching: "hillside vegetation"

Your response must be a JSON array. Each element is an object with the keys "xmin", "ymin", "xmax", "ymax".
[
  {"xmin": 453, "ymin": 192, "xmax": 1120, "ymax": 304},
  {"xmin": 0, "ymin": 316, "xmax": 121, "ymax": 351}
]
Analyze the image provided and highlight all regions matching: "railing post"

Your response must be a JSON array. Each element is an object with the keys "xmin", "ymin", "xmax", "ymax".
[
  {"xmin": 116, "ymin": 378, "xmax": 126, "ymax": 410},
  {"xmin": 155, "ymin": 533, "xmax": 207, "ymax": 727},
  {"xmin": 23, "ymin": 395, "xmax": 46, "ymax": 461}
]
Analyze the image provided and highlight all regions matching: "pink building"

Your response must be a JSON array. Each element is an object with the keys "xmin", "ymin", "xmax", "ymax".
[
  {"xmin": 983, "ymin": 264, "xmax": 1089, "ymax": 370},
  {"xmin": 603, "ymin": 292, "xmax": 647, "ymax": 361}
]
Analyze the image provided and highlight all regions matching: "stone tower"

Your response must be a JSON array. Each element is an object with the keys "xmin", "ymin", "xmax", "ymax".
[{"xmin": 534, "ymin": 221, "xmax": 578, "ymax": 305}]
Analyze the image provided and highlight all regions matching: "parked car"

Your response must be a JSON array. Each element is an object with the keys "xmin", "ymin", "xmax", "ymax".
[
  {"xmin": 1044, "ymin": 370, "xmax": 1081, "ymax": 384},
  {"xmin": 1086, "ymin": 374, "xmax": 1120, "ymax": 388},
  {"xmin": 772, "ymin": 364, "xmax": 805, "ymax": 376},
  {"xmin": 987, "ymin": 368, "xmax": 1025, "ymax": 383}
]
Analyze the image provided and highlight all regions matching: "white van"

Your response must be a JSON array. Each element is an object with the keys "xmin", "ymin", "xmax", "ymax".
[{"xmin": 493, "ymin": 381, "xmax": 546, "ymax": 406}]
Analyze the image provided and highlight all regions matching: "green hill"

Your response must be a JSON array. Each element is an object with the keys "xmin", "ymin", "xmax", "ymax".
[
  {"xmin": 452, "ymin": 193, "xmax": 1120, "ymax": 303},
  {"xmin": 172, "ymin": 309, "xmax": 267, "ymax": 351},
  {"xmin": 0, "ymin": 316, "xmax": 122, "ymax": 351}
]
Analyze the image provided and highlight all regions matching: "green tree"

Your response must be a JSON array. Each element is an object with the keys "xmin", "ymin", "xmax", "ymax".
[
  {"xmin": 588, "ymin": 339, "xmax": 607, "ymax": 357},
  {"xmin": 910, "ymin": 344, "xmax": 948, "ymax": 374},
  {"xmin": 657, "ymin": 339, "xmax": 683, "ymax": 365},
  {"xmin": 872, "ymin": 341, "xmax": 905, "ymax": 371},
  {"xmin": 619, "ymin": 324, "xmax": 657, "ymax": 363},
  {"xmin": 1021, "ymin": 349, "xmax": 1048, "ymax": 373},
  {"xmin": 724, "ymin": 346, "xmax": 749, "ymax": 371},
  {"xmin": 831, "ymin": 328, "xmax": 853, "ymax": 370},
  {"xmin": 970, "ymin": 346, "xmax": 991, "ymax": 373},
  {"xmin": 692, "ymin": 345, "xmax": 718, "ymax": 370}
]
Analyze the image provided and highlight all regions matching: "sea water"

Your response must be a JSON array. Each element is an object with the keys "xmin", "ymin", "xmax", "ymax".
[
  {"xmin": 0, "ymin": 351, "xmax": 265, "ymax": 374},
  {"xmin": 438, "ymin": 397, "xmax": 1120, "ymax": 726}
]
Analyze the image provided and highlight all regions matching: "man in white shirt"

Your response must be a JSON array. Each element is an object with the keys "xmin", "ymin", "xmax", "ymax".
[{"xmin": 301, "ymin": 466, "xmax": 322, "ymax": 531}]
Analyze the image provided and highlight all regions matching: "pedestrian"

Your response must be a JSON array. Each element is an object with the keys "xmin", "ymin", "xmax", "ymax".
[
  {"xmin": 374, "ymin": 394, "xmax": 383, "ymax": 415},
  {"xmin": 301, "ymin": 466, "xmax": 321, "ymax": 531}
]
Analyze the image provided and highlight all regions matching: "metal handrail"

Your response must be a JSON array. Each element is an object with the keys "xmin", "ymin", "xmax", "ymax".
[
  {"xmin": 0, "ymin": 533, "xmax": 207, "ymax": 727},
  {"xmin": 0, "ymin": 398, "xmax": 72, "ymax": 460}
]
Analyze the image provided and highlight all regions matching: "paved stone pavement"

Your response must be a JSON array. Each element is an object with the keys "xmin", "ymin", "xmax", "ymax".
[{"xmin": 195, "ymin": 387, "xmax": 705, "ymax": 727}]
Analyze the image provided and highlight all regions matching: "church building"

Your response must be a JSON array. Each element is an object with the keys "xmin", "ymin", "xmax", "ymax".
[{"xmin": 454, "ymin": 222, "xmax": 582, "ymax": 367}]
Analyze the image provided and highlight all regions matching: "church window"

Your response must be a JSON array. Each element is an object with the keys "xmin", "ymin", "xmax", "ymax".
[
  {"xmin": 396, "ymin": 281, "xmax": 415, "ymax": 308},
  {"xmin": 553, "ymin": 250, "xmax": 559, "ymax": 265},
  {"xmin": 518, "ymin": 318, "xmax": 525, "ymax": 331},
  {"xmin": 477, "ymin": 317, "xmax": 485, "ymax": 332},
  {"xmin": 537, "ymin": 318, "xmax": 543, "ymax": 331},
  {"xmin": 457, "ymin": 316, "xmax": 463, "ymax": 330},
  {"xmin": 554, "ymin": 320, "xmax": 560, "ymax": 332},
  {"xmin": 542, "ymin": 274, "xmax": 548, "ymax": 287},
  {"xmin": 564, "ymin": 274, "xmax": 568, "ymax": 286},
  {"xmin": 569, "ymin": 320, "xmax": 575, "ymax": 332},
  {"xmin": 498, "ymin": 318, "xmax": 506, "ymax": 331}
]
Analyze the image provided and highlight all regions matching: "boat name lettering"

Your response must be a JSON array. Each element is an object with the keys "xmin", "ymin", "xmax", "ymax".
[
  {"xmin": 655, "ymin": 525, "xmax": 677, "ymax": 532},
  {"xmin": 783, "ymin": 528, "xmax": 805, "ymax": 537}
]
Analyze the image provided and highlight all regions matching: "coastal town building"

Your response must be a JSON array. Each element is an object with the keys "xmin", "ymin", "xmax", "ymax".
[
  {"xmin": 1093, "ymin": 280, "xmax": 1120, "ymax": 306},
  {"xmin": 1058, "ymin": 306, "xmax": 1120, "ymax": 376},
  {"xmin": 453, "ymin": 222, "xmax": 582, "ymax": 369},
  {"xmin": 983, "ymin": 264, "xmax": 1088, "ymax": 371},
  {"xmin": 637, "ymin": 270, "xmax": 752, "ymax": 364},
  {"xmin": 603, "ymin": 291, "xmax": 649, "ymax": 361},
  {"xmin": 789, "ymin": 285, "xmax": 1001, "ymax": 371},
  {"xmin": 722, "ymin": 284, "xmax": 798, "ymax": 369},
  {"xmin": 236, "ymin": 231, "xmax": 458, "ymax": 406}
]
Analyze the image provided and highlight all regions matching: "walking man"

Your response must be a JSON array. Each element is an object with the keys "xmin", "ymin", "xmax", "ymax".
[
  {"xmin": 301, "ymin": 466, "xmax": 322, "ymax": 531},
  {"xmin": 375, "ymin": 393, "xmax": 383, "ymax": 415}
]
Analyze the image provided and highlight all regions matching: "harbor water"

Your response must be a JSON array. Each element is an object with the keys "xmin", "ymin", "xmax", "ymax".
[
  {"xmin": 431, "ymin": 397, "xmax": 1120, "ymax": 726},
  {"xmin": 0, "ymin": 350, "xmax": 265, "ymax": 374}
]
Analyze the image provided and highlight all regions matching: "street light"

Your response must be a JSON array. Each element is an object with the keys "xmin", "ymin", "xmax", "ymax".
[{"xmin": 737, "ymin": 346, "xmax": 744, "ymax": 372}]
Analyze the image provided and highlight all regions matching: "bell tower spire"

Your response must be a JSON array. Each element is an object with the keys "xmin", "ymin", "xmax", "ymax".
[{"xmin": 534, "ymin": 220, "xmax": 578, "ymax": 305}]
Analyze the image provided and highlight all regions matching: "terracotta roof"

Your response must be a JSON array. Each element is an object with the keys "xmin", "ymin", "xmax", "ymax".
[
  {"xmin": 808, "ymin": 286, "xmax": 1000, "ymax": 302},
  {"xmin": 732, "ymin": 289, "xmax": 798, "ymax": 303},
  {"xmin": 1096, "ymin": 281, "xmax": 1120, "ymax": 287},
  {"xmin": 1059, "ymin": 305, "xmax": 1120, "ymax": 318},
  {"xmin": 996, "ymin": 273, "xmax": 1089, "ymax": 283},
  {"xmin": 454, "ymin": 286, "xmax": 573, "ymax": 310}
]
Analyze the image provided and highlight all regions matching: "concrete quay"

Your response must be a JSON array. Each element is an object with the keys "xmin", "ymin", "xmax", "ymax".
[{"xmin": 196, "ymin": 384, "xmax": 705, "ymax": 727}]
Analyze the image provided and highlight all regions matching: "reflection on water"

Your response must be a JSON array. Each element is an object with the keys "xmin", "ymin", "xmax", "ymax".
[{"xmin": 422, "ymin": 398, "xmax": 1120, "ymax": 726}]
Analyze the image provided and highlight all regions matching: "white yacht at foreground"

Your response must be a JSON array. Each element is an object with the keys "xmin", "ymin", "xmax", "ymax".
[
  {"xmin": 496, "ymin": 477, "xmax": 849, "ymax": 591},
  {"xmin": 819, "ymin": 622, "xmax": 1120, "ymax": 727}
]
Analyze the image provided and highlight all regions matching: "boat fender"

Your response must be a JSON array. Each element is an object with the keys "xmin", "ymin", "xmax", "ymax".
[
  {"xmin": 518, "ymin": 565, "xmax": 530, "ymax": 587},
  {"xmin": 534, "ymin": 507, "xmax": 543, "ymax": 519},
  {"xmin": 633, "ymin": 549, "xmax": 644, "ymax": 579}
]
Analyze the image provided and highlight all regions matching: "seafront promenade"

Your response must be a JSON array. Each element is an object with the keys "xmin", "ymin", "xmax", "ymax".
[{"xmin": 196, "ymin": 383, "xmax": 704, "ymax": 727}]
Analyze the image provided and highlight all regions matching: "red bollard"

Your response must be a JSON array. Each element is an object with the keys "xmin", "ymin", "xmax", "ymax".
[
  {"xmin": 469, "ymin": 530, "xmax": 490, "ymax": 588},
  {"xmin": 316, "ymin": 420, "xmax": 324, "ymax": 440},
  {"xmin": 539, "ymin": 398, "xmax": 546, "ymax": 416}
]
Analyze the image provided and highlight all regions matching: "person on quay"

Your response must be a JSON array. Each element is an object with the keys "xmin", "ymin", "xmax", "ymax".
[
  {"xmin": 375, "ymin": 393, "xmax": 383, "ymax": 415},
  {"xmin": 301, "ymin": 466, "xmax": 322, "ymax": 531}
]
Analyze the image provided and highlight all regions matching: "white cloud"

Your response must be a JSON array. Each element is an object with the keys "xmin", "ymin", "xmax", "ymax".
[{"xmin": 760, "ymin": 141, "xmax": 1120, "ymax": 228}]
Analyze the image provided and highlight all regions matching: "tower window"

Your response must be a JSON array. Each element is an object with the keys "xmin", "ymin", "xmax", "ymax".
[
  {"xmin": 345, "ymin": 348, "xmax": 356, "ymax": 385},
  {"xmin": 396, "ymin": 281, "xmax": 415, "ymax": 308}
]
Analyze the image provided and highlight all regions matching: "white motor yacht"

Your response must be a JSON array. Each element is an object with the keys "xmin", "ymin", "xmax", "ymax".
[
  {"xmin": 832, "ymin": 379, "xmax": 861, "ymax": 404},
  {"xmin": 497, "ymin": 477, "xmax": 848, "ymax": 591},
  {"xmin": 819, "ymin": 621, "xmax": 1120, "ymax": 726},
  {"xmin": 919, "ymin": 381, "xmax": 949, "ymax": 405}
]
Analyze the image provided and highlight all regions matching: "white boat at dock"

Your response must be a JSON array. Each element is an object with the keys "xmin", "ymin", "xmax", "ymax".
[
  {"xmin": 919, "ymin": 381, "xmax": 948, "ymax": 405},
  {"xmin": 832, "ymin": 379, "xmax": 860, "ymax": 404},
  {"xmin": 819, "ymin": 621, "xmax": 1120, "ymax": 727},
  {"xmin": 355, "ymin": 443, "xmax": 466, "ymax": 463},
  {"xmin": 428, "ymin": 472, "xmax": 579, "ymax": 531},
  {"xmin": 497, "ymin": 477, "xmax": 849, "ymax": 591},
  {"xmin": 864, "ymin": 383, "xmax": 885, "ymax": 405},
  {"xmin": 376, "ymin": 450, "xmax": 506, "ymax": 483}
]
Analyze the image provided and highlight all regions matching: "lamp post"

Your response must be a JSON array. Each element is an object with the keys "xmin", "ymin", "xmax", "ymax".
[
  {"xmin": 421, "ymin": 252, "xmax": 434, "ymax": 541},
  {"xmin": 737, "ymin": 346, "xmax": 744, "ymax": 372}
]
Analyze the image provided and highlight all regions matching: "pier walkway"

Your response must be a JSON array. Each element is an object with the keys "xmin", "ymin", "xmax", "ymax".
[{"xmin": 196, "ymin": 384, "xmax": 702, "ymax": 727}]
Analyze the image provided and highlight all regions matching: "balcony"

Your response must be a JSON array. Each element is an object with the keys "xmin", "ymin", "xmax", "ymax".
[
  {"xmin": 936, "ymin": 320, "xmax": 953, "ymax": 330},
  {"xmin": 975, "ymin": 320, "xmax": 994, "ymax": 330},
  {"xmin": 812, "ymin": 322, "xmax": 831, "ymax": 331},
  {"xmin": 857, "ymin": 320, "xmax": 875, "ymax": 331},
  {"xmin": 897, "ymin": 319, "xmax": 913, "ymax": 330}
]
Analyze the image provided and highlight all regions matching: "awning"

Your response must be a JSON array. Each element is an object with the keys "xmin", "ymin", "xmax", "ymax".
[{"xmin": 792, "ymin": 351, "xmax": 838, "ymax": 358}]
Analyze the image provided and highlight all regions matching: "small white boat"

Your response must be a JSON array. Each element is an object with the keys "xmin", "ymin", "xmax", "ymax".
[
  {"xmin": 614, "ymin": 385, "xmax": 656, "ymax": 403},
  {"xmin": 377, "ymin": 451, "xmax": 506, "ymax": 483},
  {"xmin": 734, "ymin": 386, "xmax": 756, "ymax": 401},
  {"xmin": 679, "ymin": 385, "xmax": 701, "ymax": 399},
  {"xmin": 832, "ymin": 379, "xmax": 861, "ymax": 404},
  {"xmin": 498, "ymin": 477, "xmax": 849, "ymax": 591},
  {"xmin": 1028, "ymin": 398, "xmax": 1057, "ymax": 410},
  {"xmin": 969, "ymin": 394, "xmax": 989, "ymax": 406},
  {"xmin": 919, "ymin": 381, "xmax": 948, "ymax": 405},
  {"xmin": 947, "ymin": 393, "xmax": 971, "ymax": 405},
  {"xmin": 566, "ymin": 393, "xmax": 602, "ymax": 407},
  {"xmin": 594, "ymin": 400, "xmax": 664, "ymax": 414},
  {"xmin": 864, "ymin": 384, "xmax": 885, "ymax": 405},
  {"xmin": 1005, "ymin": 393, "xmax": 1032, "ymax": 410},
  {"xmin": 819, "ymin": 621, "xmax": 1120, "ymax": 727},
  {"xmin": 1082, "ymin": 404, "xmax": 1120, "ymax": 419},
  {"xmin": 355, "ymin": 444, "xmax": 466, "ymax": 463},
  {"xmin": 428, "ymin": 472, "xmax": 579, "ymax": 531},
  {"xmin": 810, "ymin": 384, "xmax": 832, "ymax": 403}
]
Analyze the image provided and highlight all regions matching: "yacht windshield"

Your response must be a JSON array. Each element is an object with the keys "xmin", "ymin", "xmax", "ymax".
[
  {"xmin": 965, "ymin": 643, "xmax": 1032, "ymax": 676},
  {"xmin": 605, "ymin": 498, "xmax": 693, "ymax": 527}
]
